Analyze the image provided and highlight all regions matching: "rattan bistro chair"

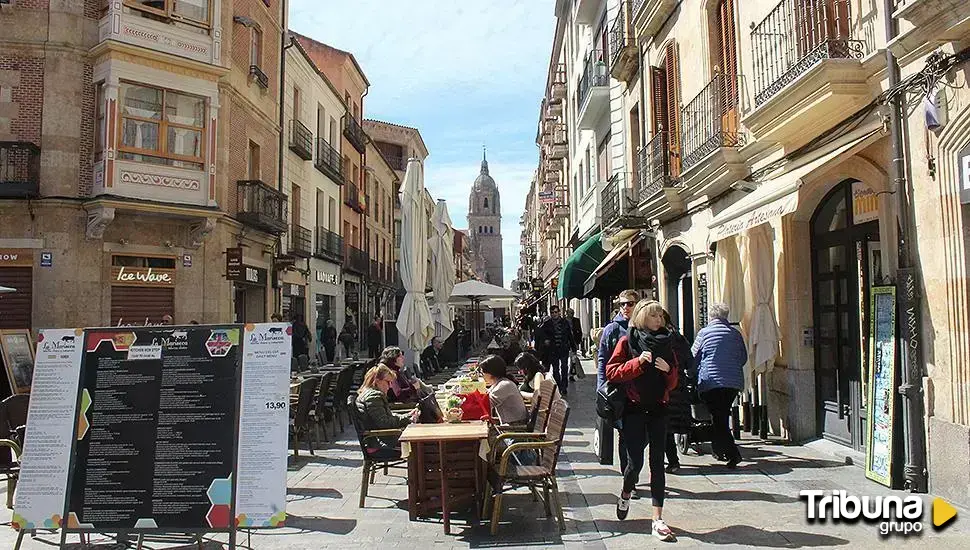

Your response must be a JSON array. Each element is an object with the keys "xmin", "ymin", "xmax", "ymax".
[
  {"xmin": 309, "ymin": 371, "xmax": 335, "ymax": 444},
  {"xmin": 289, "ymin": 377, "xmax": 319, "ymax": 457},
  {"xmin": 348, "ymin": 395, "xmax": 407, "ymax": 508},
  {"xmin": 484, "ymin": 399, "xmax": 570, "ymax": 535},
  {"xmin": 0, "ymin": 395, "xmax": 28, "ymax": 509}
]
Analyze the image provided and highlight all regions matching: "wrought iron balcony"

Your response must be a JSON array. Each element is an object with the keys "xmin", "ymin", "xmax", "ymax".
[
  {"xmin": 344, "ymin": 244, "xmax": 369, "ymax": 274},
  {"xmin": 344, "ymin": 182, "xmax": 364, "ymax": 213},
  {"xmin": 343, "ymin": 113, "xmax": 367, "ymax": 154},
  {"xmin": 236, "ymin": 180, "xmax": 288, "ymax": 234},
  {"xmin": 314, "ymin": 138, "xmax": 344, "ymax": 185},
  {"xmin": 547, "ymin": 124, "xmax": 568, "ymax": 160},
  {"xmin": 0, "ymin": 141, "xmax": 40, "ymax": 199},
  {"xmin": 382, "ymin": 153, "xmax": 407, "ymax": 172},
  {"xmin": 600, "ymin": 172, "xmax": 637, "ymax": 225},
  {"xmin": 609, "ymin": 1, "xmax": 638, "ymax": 82},
  {"xmin": 751, "ymin": 0, "xmax": 866, "ymax": 106},
  {"xmin": 289, "ymin": 224, "xmax": 313, "ymax": 257},
  {"xmin": 289, "ymin": 119, "xmax": 313, "ymax": 161},
  {"xmin": 636, "ymin": 132, "xmax": 673, "ymax": 202},
  {"xmin": 680, "ymin": 72, "xmax": 745, "ymax": 172},
  {"xmin": 577, "ymin": 49, "xmax": 609, "ymax": 126},
  {"xmin": 249, "ymin": 65, "xmax": 269, "ymax": 89},
  {"xmin": 315, "ymin": 227, "xmax": 344, "ymax": 263}
]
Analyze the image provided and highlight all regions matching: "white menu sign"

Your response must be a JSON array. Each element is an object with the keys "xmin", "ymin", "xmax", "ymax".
[
  {"xmin": 234, "ymin": 323, "xmax": 291, "ymax": 528},
  {"xmin": 13, "ymin": 329, "xmax": 84, "ymax": 531}
]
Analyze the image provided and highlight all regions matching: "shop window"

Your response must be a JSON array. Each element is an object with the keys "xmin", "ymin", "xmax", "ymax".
[
  {"xmin": 111, "ymin": 255, "xmax": 176, "ymax": 269},
  {"xmin": 118, "ymin": 82, "xmax": 206, "ymax": 170}
]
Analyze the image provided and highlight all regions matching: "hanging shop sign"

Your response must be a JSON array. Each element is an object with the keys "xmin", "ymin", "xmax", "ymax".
[
  {"xmin": 538, "ymin": 191, "xmax": 555, "ymax": 204},
  {"xmin": 959, "ymin": 142, "xmax": 970, "ymax": 204},
  {"xmin": 226, "ymin": 248, "xmax": 267, "ymax": 286},
  {"xmin": 852, "ymin": 181, "xmax": 879, "ymax": 224},
  {"xmin": 274, "ymin": 255, "xmax": 296, "ymax": 271},
  {"xmin": 865, "ymin": 285, "xmax": 897, "ymax": 488}
]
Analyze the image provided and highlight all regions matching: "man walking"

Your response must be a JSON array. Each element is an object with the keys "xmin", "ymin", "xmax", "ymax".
[
  {"xmin": 367, "ymin": 315, "xmax": 383, "ymax": 359},
  {"xmin": 538, "ymin": 305, "xmax": 575, "ymax": 397},
  {"xmin": 595, "ymin": 290, "xmax": 638, "ymax": 468},
  {"xmin": 691, "ymin": 302, "xmax": 746, "ymax": 468}
]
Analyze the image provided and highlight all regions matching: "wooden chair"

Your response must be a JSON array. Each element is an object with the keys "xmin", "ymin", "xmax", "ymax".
[
  {"xmin": 289, "ymin": 377, "xmax": 319, "ymax": 457},
  {"xmin": 484, "ymin": 399, "xmax": 570, "ymax": 535},
  {"xmin": 309, "ymin": 371, "xmax": 335, "ymax": 444},
  {"xmin": 531, "ymin": 379, "xmax": 558, "ymax": 434},
  {"xmin": 328, "ymin": 366, "xmax": 355, "ymax": 431},
  {"xmin": 0, "ymin": 395, "xmax": 28, "ymax": 509},
  {"xmin": 347, "ymin": 395, "xmax": 407, "ymax": 508}
]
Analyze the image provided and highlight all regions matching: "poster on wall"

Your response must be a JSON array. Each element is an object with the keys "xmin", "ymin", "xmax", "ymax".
[
  {"xmin": 12, "ymin": 329, "xmax": 84, "ymax": 532},
  {"xmin": 865, "ymin": 286, "xmax": 897, "ymax": 487},
  {"xmin": 64, "ymin": 325, "xmax": 241, "ymax": 532},
  {"xmin": 0, "ymin": 329, "xmax": 35, "ymax": 395},
  {"xmin": 234, "ymin": 323, "xmax": 291, "ymax": 528}
]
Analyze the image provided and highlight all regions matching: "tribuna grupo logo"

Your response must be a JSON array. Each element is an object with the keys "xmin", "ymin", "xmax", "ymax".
[{"xmin": 800, "ymin": 490, "xmax": 958, "ymax": 536}]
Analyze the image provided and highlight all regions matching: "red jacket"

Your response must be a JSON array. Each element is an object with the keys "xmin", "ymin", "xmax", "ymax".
[{"xmin": 605, "ymin": 335, "xmax": 679, "ymax": 406}]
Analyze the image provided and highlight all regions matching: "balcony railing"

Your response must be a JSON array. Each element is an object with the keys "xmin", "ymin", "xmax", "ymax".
[
  {"xmin": 344, "ymin": 182, "xmax": 364, "ymax": 213},
  {"xmin": 289, "ymin": 224, "xmax": 313, "ymax": 257},
  {"xmin": 600, "ymin": 172, "xmax": 636, "ymax": 224},
  {"xmin": 609, "ymin": 2, "xmax": 638, "ymax": 81},
  {"xmin": 314, "ymin": 138, "xmax": 344, "ymax": 184},
  {"xmin": 577, "ymin": 49, "xmax": 609, "ymax": 113},
  {"xmin": 0, "ymin": 141, "xmax": 40, "ymax": 199},
  {"xmin": 344, "ymin": 245, "xmax": 369, "ymax": 274},
  {"xmin": 289, "ymin": 119, "xmax": 313, "ymax": 161},
  {"xmin": 249, "ymin": 65, "xmax": 269, "ymax": 89},
  {"xmin": 236, "ymin": 180, "xmax": 288, "ymax": 234},
  {"xmin": 315, "ymin": 227, "xmax": 344, "ymax": 262},
  {"xmin": 547, "ymin": 124, "xmax": 568, "ymax": 160},
  {"xmin": 636, "ymin": 132, "xmax": 672, "ymax": 202},
  {"xmin": 751, "ymin": 0, "xmax": 865, "ymax": 106},
  {"xmin": 382, "ymin": 153, "xmax": 407, "ymax": 171},
  {"xmin": 343, "ymin": 113, "xmax": 367, "ymax": 153},
  {"xmin": 680, "ymin": 72, "xmax": 745, "ymax": 171}
]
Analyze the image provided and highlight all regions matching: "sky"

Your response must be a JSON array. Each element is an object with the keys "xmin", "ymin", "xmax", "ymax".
[{"xmin": 289, "ymin": 0, "xmax": 556, "ymax": 287}]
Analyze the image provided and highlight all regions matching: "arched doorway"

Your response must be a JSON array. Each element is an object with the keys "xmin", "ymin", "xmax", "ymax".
[
  {"xmin": 662, "ymin": 245, "xmax": 694, "ymax": 341},
  {"xmin": 810, "ymin": 179, "xmax": 880, "ymax": 450}
]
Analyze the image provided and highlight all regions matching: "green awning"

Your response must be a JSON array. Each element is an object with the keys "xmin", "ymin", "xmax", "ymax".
[{"xmin": 556, "ymin": 232, "xmax": 606, "ymax": 300}]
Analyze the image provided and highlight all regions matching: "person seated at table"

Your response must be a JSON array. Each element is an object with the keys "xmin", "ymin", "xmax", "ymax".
[
  {"xmin": 379, "ymin": 346, "xmax": 424, "ymax": 403},
  {"xmin": 480, "ymin": 355, "xmax": 529, "ymax": 427},
  {"xmin": 421, "ymin": 337, "xmax": 443, "ymax": 375},
  {"xmin": 514, "ymin": 351, "xmax": 546, "ymax": 400},
  {"xmin": 356, "ymin": 365, "xmax": 418, "ymax": 451}
]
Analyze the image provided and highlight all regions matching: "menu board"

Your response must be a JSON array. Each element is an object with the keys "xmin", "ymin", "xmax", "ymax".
[
  {"xmin": 12, "ymin": 329, "xmax": 84, "ymax": 531},
  {"xmin": 65, "ymin": 326, "xmax": 241, "ymax": 531},
  {"xmin": 865, "ymin": 286, "xmax": 897, "ymax": 487},
  {"xmin": 234, "ymin": 323, "xmax": 291, "ymax": 528}
]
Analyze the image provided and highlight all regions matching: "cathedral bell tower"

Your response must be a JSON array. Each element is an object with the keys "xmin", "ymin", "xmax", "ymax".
[{"xmin": 466, "ymin": 149, "xmax": 504, "ymax": 287}]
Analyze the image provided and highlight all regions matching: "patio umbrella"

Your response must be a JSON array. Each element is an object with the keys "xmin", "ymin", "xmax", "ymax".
[
  {"xmin": 449, "ymin": 280, "xmax": 517, "ymax": 345},
  {"xmin": 428, "ymin": 200, "xmax": 456, "ymax": 341},
  {"xmin": 396, "ymin": 159, "xmax": 435, "ymax": 361},
  {"xmin": 743, "ymin": 224, "xmax": 779, "ymax": 378},
  {"xmin": 0, "ymin": 285, "xmax": 15, "ymax": 294}
]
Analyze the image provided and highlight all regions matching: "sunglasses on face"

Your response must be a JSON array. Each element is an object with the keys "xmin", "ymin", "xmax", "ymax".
[{"xmin": 618, "ymin": 301, "xmax": 635, "ymax": 307}]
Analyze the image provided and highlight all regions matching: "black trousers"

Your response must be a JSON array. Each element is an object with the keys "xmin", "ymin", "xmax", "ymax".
[
  {"xmin": 701, "ymin": 387, "xmax": 741, "ymax": 461},
  {"xmin": 546, "ymin": 353, "xmax": 570, "ymax": 392},
  {"xmin": 620, "ymin": 407, "xmax": 667, "ymax": 507},
  {"xmin": 665, "ymin": 432, "xmax": 680, "ymax": 466}
]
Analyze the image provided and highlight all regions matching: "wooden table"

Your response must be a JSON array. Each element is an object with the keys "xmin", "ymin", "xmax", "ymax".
[{"xmin": 400, "ymin": 421, "xmax": 489, "ymax": 533}]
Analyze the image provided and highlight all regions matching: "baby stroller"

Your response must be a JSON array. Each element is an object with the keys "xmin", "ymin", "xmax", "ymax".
[{"xmin": 673, "ymin": 389, "xmax": 715, "ymax": 456}]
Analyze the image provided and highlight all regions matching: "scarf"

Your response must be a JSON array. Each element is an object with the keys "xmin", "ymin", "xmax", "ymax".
[{"xmin": 627, "ymin": 327, "xmax": 675, "ymax": 406}]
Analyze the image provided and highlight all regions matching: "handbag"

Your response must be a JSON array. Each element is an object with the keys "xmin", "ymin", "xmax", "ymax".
[
  {"xmin": 570, "ymin": 352, "xmax": 586, "ymax": 379},
  {"xmin": 595, "ymin": 382, "xmax": 626, "ymax": 424}
]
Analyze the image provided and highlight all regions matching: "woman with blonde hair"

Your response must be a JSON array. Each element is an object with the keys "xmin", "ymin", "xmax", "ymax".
[
  {"xmin": 605, "ymin": 299, "xmax": 681, "ymax": 541},
  {"xmin": 355, "ymin": 365, "xmax": 418, "ymax": 449}
]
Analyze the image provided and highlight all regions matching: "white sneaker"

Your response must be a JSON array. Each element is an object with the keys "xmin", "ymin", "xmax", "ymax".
[
  {"xmin": 616, "ymin": 496, "xmax": 630, "ymax": 520},
  {"xmin": 652, "ymin": 518, "xmax": 675, "ymax": 541}
]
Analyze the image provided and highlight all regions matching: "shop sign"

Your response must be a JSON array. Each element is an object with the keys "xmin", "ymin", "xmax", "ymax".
[
  {"xmin": 315, "ymin": 270, "xmax": 340, "ymax": 285},
  {"xmin": 0, "ymin": 249, "xmax": 33, "ymax": 267},
  {"xmin": 275, "ymin": 255, "xmax": 296, "ymax": 271},
  {"xmin": 852, "ymin": 181, "xmax": 879, "ymax": 224},
  {"xmin": 959, "ymin": 142, "xmax": 970, "ymax": 204},
  {"xmin": 711, "ymin": 193, "xmax": 798, "ymax": 241},
  {"xmin": 530, "ymin": 278, "xmax": 543, "ymax": 292},
  {"xmin": 538, "ymin": 191, "xmax": 555, "ymax": 204},
  {"xmin": 111, "ymin": 266, "xmax": 176, "ymax": 287},
  {"xmin": 226, "ymin": 247, "xmax": 267, "ymax": 286},
  {"xmin": 283, "ymin": 284, "xmax": 306, "ymax": 298}
]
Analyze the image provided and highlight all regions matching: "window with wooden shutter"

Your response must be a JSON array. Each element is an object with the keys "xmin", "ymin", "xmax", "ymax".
[
  {"xmin": 713, "ymin": 0, "xmax": 740, "ymax": 136},
  {"xmin": 0, "ymin": 268, "xmax": 32, "ymax": 330},
  {"xmin": 663, "ymin": 42, "xmax": 682, "ymax": 178}
]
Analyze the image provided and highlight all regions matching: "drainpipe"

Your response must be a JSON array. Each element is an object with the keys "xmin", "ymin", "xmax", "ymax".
[
  {"xmin": 276, "ymin": 0, "xmax": 295, "ymax": 318},
  {"xmin": 884, "ymin": 0, "xmax": 927, "ymax": 493}
]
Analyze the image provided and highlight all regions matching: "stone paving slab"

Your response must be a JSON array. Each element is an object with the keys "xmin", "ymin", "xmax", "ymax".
[{"xmin": 2, "ymin": 359, "xmax": 968, "ymax": 549}]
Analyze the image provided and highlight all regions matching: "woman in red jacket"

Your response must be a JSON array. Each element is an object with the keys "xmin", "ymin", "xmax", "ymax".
[{"xmin": 605, "ymin": 299, "xmax": 679, "ymax": 541}]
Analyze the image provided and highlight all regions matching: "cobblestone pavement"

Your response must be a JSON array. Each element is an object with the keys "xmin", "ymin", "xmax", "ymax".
[{"xmin": 2, "ymin": 359, "xmax": 967, "ymax": 549}]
